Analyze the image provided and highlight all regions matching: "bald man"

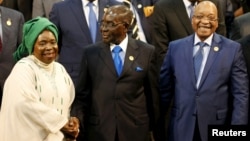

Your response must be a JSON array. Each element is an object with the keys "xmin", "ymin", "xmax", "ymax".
[{"xmin": 159, "ymin": 1, "xmax": 248, "ymax": 141}]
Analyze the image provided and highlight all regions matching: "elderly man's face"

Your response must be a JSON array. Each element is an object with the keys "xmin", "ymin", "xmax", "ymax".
[
  {"xmin": 191, "ymin": 1, "xmax": 218, "ymax": 41},
  {"xmin": 33, "ymin": 30, "xmax": 58, "ymax": 64},
  {"xmin": 100, "ymin": 10, "xmax": 127, "ymax": 45}
]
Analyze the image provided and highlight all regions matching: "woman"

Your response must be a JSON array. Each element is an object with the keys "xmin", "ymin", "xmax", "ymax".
[{"xmin": 0, "ymin": 17, "xmax": 79, "ymax": 141}]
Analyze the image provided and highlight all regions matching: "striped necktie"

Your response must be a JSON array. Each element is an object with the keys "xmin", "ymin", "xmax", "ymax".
[
  {"xmin": 88, "ymin": 2, "xmax": 97, "ymax": 43},
  {"xmin": 194, "ymin": 42, "xmax": 206, "ymax": 80},
  {"xmin": 123, "ymin": 0, "xmax": 140, "ymax": 40}
]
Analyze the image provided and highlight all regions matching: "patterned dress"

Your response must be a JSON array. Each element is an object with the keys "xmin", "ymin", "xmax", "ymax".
[{"xmin": 0, "ymin": 55, "xmax": 75, "ymax": 141}]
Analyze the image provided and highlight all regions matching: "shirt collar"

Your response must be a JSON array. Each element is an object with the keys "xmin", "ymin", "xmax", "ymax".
[
  {"xmin": 110, "ymin": 34, "xmax": 128, "ymax": 52},
  {"xmin": 194, "ymin": 33, "xmax": 214, "ymax": 47},
  {"xmin": 83, "ymin": 0, "xmax": 98, "ymax": 7},
  {"xmin": 183, "ymin": 0, "xmax": 196, "ymax": 8}
]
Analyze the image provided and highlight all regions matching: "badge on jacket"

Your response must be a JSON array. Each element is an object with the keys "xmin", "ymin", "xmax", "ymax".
[{"xmin": 143, "ymin": 6, "xmax": 154, "ymax": 17}]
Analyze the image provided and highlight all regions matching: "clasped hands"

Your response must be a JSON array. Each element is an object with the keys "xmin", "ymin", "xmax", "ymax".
[{"xmin": 61, "ymin": 117, "xmax": 80, "ymax": 140}]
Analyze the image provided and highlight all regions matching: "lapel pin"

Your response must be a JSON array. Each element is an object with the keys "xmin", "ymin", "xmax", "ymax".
[
  {"xmin": 129, "ymin": 56, "xmax": 134, "ymax": 61},
  {"xmin": 7, "ymin": 18, "xmax": 12, "ymax": 26},
  {"xmin": 137, "ymin": 4, "xmax": 142, "ymax": 9},
  {"xmin": 214, "ymin": 46, "xmax": 219, "ymax": 52}
]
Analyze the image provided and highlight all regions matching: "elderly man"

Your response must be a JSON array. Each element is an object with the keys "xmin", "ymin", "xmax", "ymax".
[
  {"xmin": 159, "ymin": 1, "xmax": 248, "ymax": 141},
  {"xmin": 71, "ymin": 4, "xmax": 159, "ymax": 141}
]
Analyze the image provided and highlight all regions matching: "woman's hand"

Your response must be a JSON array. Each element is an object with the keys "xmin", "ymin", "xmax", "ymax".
[{"xmin": 61, "ymin": 117, "xmax": 80, "ymax": 139}]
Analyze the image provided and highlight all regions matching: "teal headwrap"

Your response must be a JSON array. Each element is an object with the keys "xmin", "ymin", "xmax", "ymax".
[{"xmin": 13, "ymin": 16, "xmax": 59, "ymax": 61}]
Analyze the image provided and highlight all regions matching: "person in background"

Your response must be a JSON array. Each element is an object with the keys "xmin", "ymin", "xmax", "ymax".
[
  {"xmin": 32, "ymin": 0, "xmax": 63, "ymax": 18},
  {"xmin": 237, "ymin": 34, "xmax": 250, "ymax": 125},
  {"xmin": 233, "ymin": 0, "xmax": 250, "ymax": 17},
  {"xmin": 160, "ymin": 1, "xmax": 248, "ymax": 141},
  {"xmin": 71, "ymin": 5, "xmax": 159, "ymax": 141},
  {"xmin": 0, "ymin": 0, "xmax": 33, "ymax": 21},
  {"xmin": 49, "ymin": 0, "xmax": 122, "ymax": 86},
  {"xmin": 0, "ymin": 17, "xmax": 79, "ymax": 141},
  {"xmin": 218, "ymin": 0, "xmax": 234, "ymax": 37},
  {"xmin": 230, "ymin": 10, "xmax": 250, "ymax": 40},
  {"xmin": 0, "ymin": 0, "xmax": 24, "ymax": 108},
  {"xmin": 116, "ymin": 0, "xmax": 158, "ymax": 43}
]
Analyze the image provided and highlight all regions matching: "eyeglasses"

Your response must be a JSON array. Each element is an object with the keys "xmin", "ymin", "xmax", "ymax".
[
  {"xmin": 193, "ymin": 15, "xmax": 218, "ymax": 22},
  {"xmin": 100, "ymin": 21, "xmax": 124, "ymax": 28}
]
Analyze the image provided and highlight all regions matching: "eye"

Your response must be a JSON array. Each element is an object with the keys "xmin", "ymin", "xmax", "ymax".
[
  {"xmin": 207, "ymin": 15, "xmax": 217, "ymax": 21},
  {"xmin": 39, "ymin": 41, "xmax": 46, "ymax": 46},
  {"xmin": 50, "ymin": 41, "xmax": 57, "ymax": 45},
  {"xmin": 194, "ymin": 15, "xmax": 203, "ymax": 20}
]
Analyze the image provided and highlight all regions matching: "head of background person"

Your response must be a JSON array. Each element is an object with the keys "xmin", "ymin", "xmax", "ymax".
[
  {"xmin": 189, "ymin": 0, "xmax": 203, "ymax": 4},
  {"xmin": 192, "ymin": 1, "xmax": 218, "ymax": 41},
  {"xmin": 100, "ymin": 4, "xmax": 133, "ymax": 45},
  {"xmin": 13, "ymin": 17, "xmax": 59, "ymax": 64}
]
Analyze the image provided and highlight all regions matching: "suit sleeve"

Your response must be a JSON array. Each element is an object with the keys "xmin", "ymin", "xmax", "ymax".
[
  {"xmin": 149, "ymin": 2, "xmax": 170, "ymax": 68},
  {"xmin": 70, "ymin": 49, "xmax": 90, "ymax": 132},
  {"xmin": 230, "ymin": 43, "xmax": 249, "ymax": 124},
  {"xmin": 144, "ymin": 45, "xmax": 160, "ymax": 130},
  {"xmin": 230, "ymin": 17, "xmax": 241, "ymax": 40}
]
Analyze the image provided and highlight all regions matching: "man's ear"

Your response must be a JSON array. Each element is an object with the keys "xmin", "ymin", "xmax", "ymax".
[{"xmin": 124, "ymin": 23, "xmax": 130, "ymax": 29}]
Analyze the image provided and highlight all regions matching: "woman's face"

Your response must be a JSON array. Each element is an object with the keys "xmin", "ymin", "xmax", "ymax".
[{"xmin": 33, "ymin": 30, "xmax": 58, "ymax": 64}]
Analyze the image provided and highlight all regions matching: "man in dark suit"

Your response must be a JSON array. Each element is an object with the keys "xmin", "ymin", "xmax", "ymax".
[
  {"xmin": 0, "ymin": 0, "xmax": 24, "ymax": 107},
  {"xmin": 160, "ymin": 1, "xmax": 248, "ymax": 141},
  {"xmin": 150, "ymin": 0, "xmax": 226, "ymax": 67},
  {"xmin": 1, "ymin": 0, "xmax": 33, "ymax": 21},
  {"xmin": 230, "ymin": 12, "xmax": 250, "ymax": 40},
  {"xmin": 71, "ymin": 5, "xmax": 159, "ymax": 141},
  {"xmin": 49, "ymin": 0, "xmax": 122, "ymax": 85},
  {"xmin": 117, "ymin": 0, "xmax": 158, "ymax": 43},
  {"xmin": 237, "ymin": 34, "xmax": 250, "ymax": 125}
]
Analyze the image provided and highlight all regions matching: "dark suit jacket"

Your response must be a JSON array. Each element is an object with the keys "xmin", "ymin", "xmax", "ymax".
[
  {"xmin": 1, "ymin": 0, "xmax": 33, "ymax": 21},
  {"xmin": 230, "ymin": 12, "xmax": 250, "ymax": 40},
  {"xmin": 237, "ymin": 34, "xmax": 250, "ymax": 124},
  {"xmin": 0, "ymin": 6, "xmax": 24, "ymax": 106},
  {"xmin": 128, "ymin": 0, "xmax": 158, "ymax": 43},
  {"xmin": 49, "ymin": 0, "xmax": 121, "ymax": 85},
  {"xmin": 71, "ymin": 38, "xmax": 159, "ymax": 141},
  {"xmin": 32, "ymin": 0, "xmax": 62, "ymax": 18},
  {"xmin": 160, "ymin": 33, "xmax": 249, "ymax": 141},
  {"xmin": 150, "ymin": 0, "xmax": 226, "ymax": 66}
]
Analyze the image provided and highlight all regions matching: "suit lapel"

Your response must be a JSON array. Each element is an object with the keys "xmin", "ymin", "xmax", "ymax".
[
  {"xmin": 99, "ymin": 43, "xmax": 117, "ymax": 76},
  {"xmin": 199, "ymin": 34, "xmax": 222, "ymax": 88},
  {"xmin": 120, "ymin": 39, "xmax": 139, "ymax": 77},
  {"xmin": 70, "ymin": 0, "xmax": 92, "ymax": 43},
  {"xmin": 173, "ymin": 0, "xmax": 193, "ymax": 34},
  {"xmin": 99, "ymin": 39, "xmax": 140, "ymax": 77},
  {"xmin": 184, "ymin": 35, "xmax": 197, "ymax": 89},
  {"xmin": 1, "ymin": 7, "xmax": 12, "ymax": 47}
]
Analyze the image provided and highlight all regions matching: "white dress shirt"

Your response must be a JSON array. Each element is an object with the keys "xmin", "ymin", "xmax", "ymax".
[{"xmin": 82, "ymin": 0, "xmax": 99, "ymax": 27}]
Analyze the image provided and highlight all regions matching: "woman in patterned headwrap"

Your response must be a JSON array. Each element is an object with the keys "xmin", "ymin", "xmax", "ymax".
[{"xmin": 0, "ymin": 17, "xmax": 79, "ymax": 141}]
